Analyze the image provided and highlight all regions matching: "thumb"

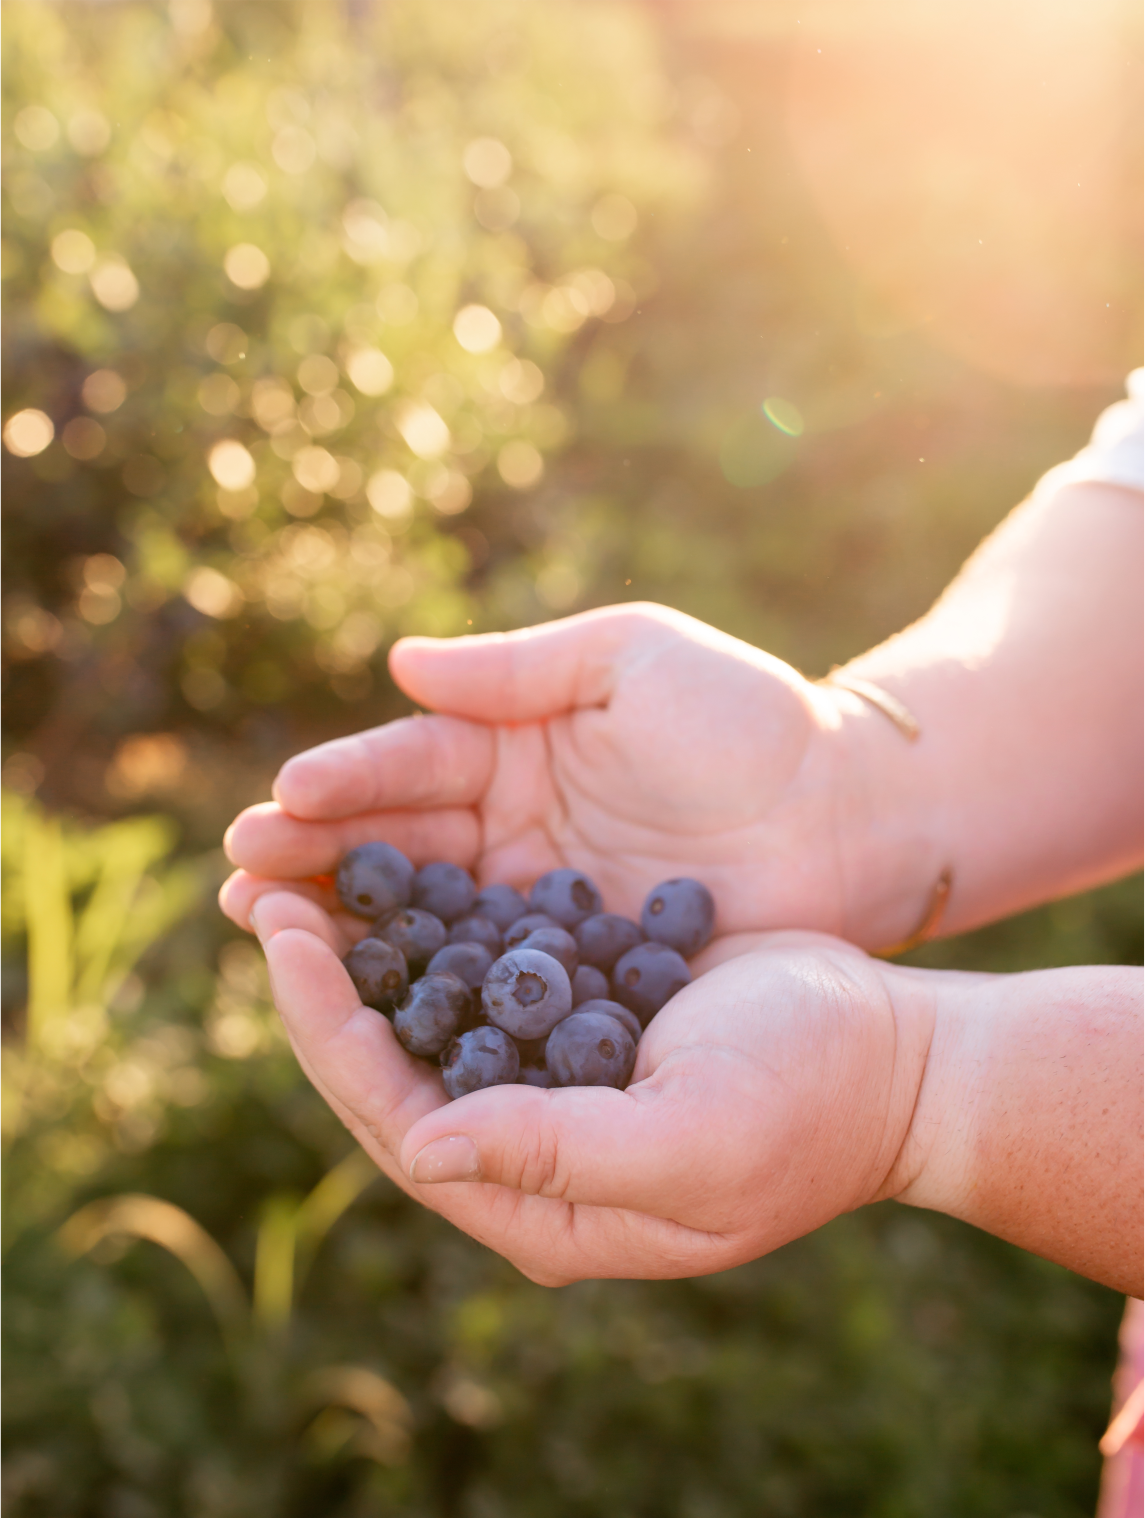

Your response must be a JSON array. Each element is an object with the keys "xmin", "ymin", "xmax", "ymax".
[
  {"xmin": 397, "ymin": 1072, "xmax": 708, "ymax": 1219},
  {"xmin": 388, "ymin": 602, "xmax": 678, "ymax": 723}
]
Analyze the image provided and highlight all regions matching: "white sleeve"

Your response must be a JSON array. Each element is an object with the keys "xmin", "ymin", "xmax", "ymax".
[{"xmin": 1035, "ymin": 368, "xmax": 1144, "ymax": 498}]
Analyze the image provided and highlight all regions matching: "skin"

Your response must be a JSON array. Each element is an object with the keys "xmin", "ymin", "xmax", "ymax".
[
  {"xmin": 245, "ymin": 893, "xmax": 1141, "ymax": 1294},
  {"xmin": 221, "ymin": 478, "xmax": 1143, "ymax": 1292}
]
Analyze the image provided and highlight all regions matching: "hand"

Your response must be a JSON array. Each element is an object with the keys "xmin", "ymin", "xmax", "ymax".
[
  {"xmin": 221, "ymin": 604, "xmax": 930, "ymax": 947},
  {"xmin": 245, "ymin": 888, "xmax": 934, "ymax": 1285}
]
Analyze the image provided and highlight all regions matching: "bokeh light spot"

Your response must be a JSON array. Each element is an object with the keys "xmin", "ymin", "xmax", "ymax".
[
  {"xmin": 14, "ymin": 105, "xmax": 59, "ymax": 152},
  {"xmin": 223, "ymin": 243, "xmax": 270, "ymax": 290},
  {"xmin": 497, "ymin": 440, "xmax": 544, "ymax": 488},
  {"xmin": 82, "ymin": 369, "xmax": 127, "ymax": 413},
  {"xmin": 3, "ymin": 409, "xmax": 54, "ymax": 457},
  {"xmin": 205, "ymin": 322, "xmax": 247, "ymax": 363},
  {"xmin": 292, "ymin": 444, "xmax": 340, "ymax": 493},
  {"xmin": 184, "ymin": 566, "xmax": 243, "ymax": 618},
  {"xmin": 463, "ymin": 137, "xmax": 512, "ymax": 188},
  {"xmin": 51, "ymin": 229, "xmax": 96, "ymax": 274},
  {"xmin": 345, "ymin": 347, "xmax": 394, "ymax": 397},
  {"xmin": 207, "ymin": 439, "xmax": 256, "ymax": 491},
  {"xmin": 499, "ymin": 358, "xmax": 544, "ymax": 404},
  {"xmin": 222, "ymin": 162, "xmax": 268, "ymax": 211},
  {"xmin": 90, "ymin": 257, "xmax": 140, "ymax": 311},
  {"xmin": 396, "ymin": 401, "xmax": 450, "ymax": 460},
  {"xmin": 366, "ymin": 469, "xmax": 413, "ymax": 521},
  {"xmin": 453, "ymin": 304, "xmax": 502, "ymax": 354},
  {"xmin": 297, "ymin": 354, "xmax": 339, "ymax": 396},
  {"xmin": 62, "ymin": 417, "xmax": 107, "ymax": 460}
]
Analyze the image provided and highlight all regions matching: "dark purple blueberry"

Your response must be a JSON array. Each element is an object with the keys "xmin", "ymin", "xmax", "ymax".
[
  {"xmin": 570, "ymin": 964, "xmax": 610, "ymax": 1007},
  {"xmin": 440, "ymin": 1025, "xmax": 519, "ymax": 1098},
  {"xmin": 373, "ymin": 906, "xmax": 447, "ymax": 974},
  {"xmin": 611, "ymin": 942, "xmax": 691, "ymax": 1026},
  {"xmin": 528, "ymin": 868, "xmax": 603, "ymax": 929},
  {"xmin": 572, "ymin": 998, "xmax": 641, "ymax": 1045},
  {"xmin": 336, "ymin": 841, "xmax": 414, "ymax": 919},
  {"xmin": 426, "ymin": 941, "xmax": 494, "ymax": 996},
  {"xmin": 412, "ymin": 861, "xmax": 476, "ymax": 924},
  {"xmin": 481, "ymin": 948, "xmax": 572, "ymax": 1039},
  {"xmin": 471, "ymin": 883, "xmax": 528, "ymax": 931},
  {"xmin": 574, "ymin": 912, "xmax": 643, "ymax": 973},
  {"xmin": 640, "ymin": 878, "xmax": 715, "ymax": 958},
  {"xmin": 546, "ymin": 1012, "xmax": 635, "ymax": 1089},
  {"xmin": 447, "ymin": 915, "xmax": 503, "ymax": 958},
  {"xmin": 343, "ymin": 937, "xmax": 409, "ymax": 1014},
  {"xmin": 393, "ymin": 972, "xmax": 472, "ymax": 1057},
  {"xmin": 504, "ymin": 912, "xmax": 559, "ymax": 950},
  {"xmin": 520, "ymin": 925, "xmax": 578, "ymax": 979}
]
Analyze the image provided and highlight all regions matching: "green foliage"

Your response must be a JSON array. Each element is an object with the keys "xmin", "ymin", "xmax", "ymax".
[{"xmin": 1, "ymin": 0, "xmax": 1138, "ymax": 1517}]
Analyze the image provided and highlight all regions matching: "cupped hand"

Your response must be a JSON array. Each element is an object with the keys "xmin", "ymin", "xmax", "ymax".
[
  {"xmin": 222, "ymin": 603, "xmax": 892, "ymax": 942},
  {"xmin": 248, "ymin": 888, "xmax": 934, "ymax": 1285}
]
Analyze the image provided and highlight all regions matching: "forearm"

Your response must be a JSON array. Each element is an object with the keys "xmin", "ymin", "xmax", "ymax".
[
  {"xmin": 889, "ymin": 962, "xmax": 1143, "ymax": 1295},
  {"xmin": 832, "ymin": 481, "xmax": 1143, "ymax": 945}
]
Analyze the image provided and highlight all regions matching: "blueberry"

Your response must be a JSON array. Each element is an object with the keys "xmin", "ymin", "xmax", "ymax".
[
  {"xmin": 471, "ymin": 883, "xmax": 528, "ymax": 932},
  {"xmin": 412, "ymin": 861, "xmax": 476, "ymax": 924},
  {"xmin": 393, "ymin": 972, "xmax": 472, "ymax": 1057},
  {"xmin": 447, "ymin": 915, "xmax": 503, "ymax": 958},
  {"xmin": 611, "ymin": 942, "xmax": 691, "ymax": 1026},
  {"xmin": 520, "ymin": 925, "xmax": 578, "ymax": 978},
  {"xmin": 574, "ymin": 912, "xmax": 643, "ymax": 973},
  {"xmin": 343, "ymin": 937, "xmax": 409, "ymax": 1014},
  {"xmin": 572, "ymin": 998, "xmax": 641, "ymax": 1045},
  {"xmin": 440, "ymin": 1026, "xmax": 519, "ymax": 1098},
  {"xmin": 570, "ymin": 964, "xmax": 610, "ymax": 1006},
  {"xmin": 481, "ymin": 948, "xmax": 572, "ymax": 1039},
  {"xmin": 640, "ymin": 877, "xmax": 715, "ymax": 958},
  {"xmin": 373, "ymin": 906, "xmax": 447, "ymax": 974},
  {"xmin": 504, "ymin": 912, "xmax": 560, "ymax": 949},
  {"xmin": 527, "ymin": 868, "xmax": 603, "ymax": 930},
  {"xmin": 336, "ymin": 842, "xmax": 414, "ymax": 919},
  {"xmin": 426, "ymin": 941, "xmax": 495, "ymax": 997},
  {"xmin": 546, "ymin": 1012, "xmax": 635, "ymax": 1089}
]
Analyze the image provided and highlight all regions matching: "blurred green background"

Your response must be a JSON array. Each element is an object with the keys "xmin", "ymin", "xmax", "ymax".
[{"xmin": 2, "ymin": 0, "xmax": 1141, "ymax": 1515}]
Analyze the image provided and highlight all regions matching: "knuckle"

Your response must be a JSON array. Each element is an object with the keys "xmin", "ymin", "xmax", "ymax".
[{"xmin": 510, "ymin": 1113, "xmax": 569, "ymax": 1199}]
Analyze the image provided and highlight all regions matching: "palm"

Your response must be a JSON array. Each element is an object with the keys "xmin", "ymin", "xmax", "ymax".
[
  {"xmin": 254, "ymin": 888, "xmax": 903, "ymax": 1286},
  {"xmin": 222, "ymin": 605, "xmax": 848, "ymax": 937}
]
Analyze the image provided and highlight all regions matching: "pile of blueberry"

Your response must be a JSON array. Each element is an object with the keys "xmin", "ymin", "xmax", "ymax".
[{"xmin": 337, "ymin": 844, "xmax": 715, "ymax": 1097}]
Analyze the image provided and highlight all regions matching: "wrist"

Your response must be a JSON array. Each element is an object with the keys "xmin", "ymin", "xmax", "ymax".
[
  {"xmin": 885, "ymin": 963, "xmax": 1143, "ymax": 1294},
  {"xmin": 814, "ymin": 681, "xmax": 948, "ymax": 951}
]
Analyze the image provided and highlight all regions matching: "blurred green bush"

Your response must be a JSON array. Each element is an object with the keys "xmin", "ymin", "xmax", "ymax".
[{"xmin": 2, "ymin": 0, "xmax": 1139, "ymax": 1515}]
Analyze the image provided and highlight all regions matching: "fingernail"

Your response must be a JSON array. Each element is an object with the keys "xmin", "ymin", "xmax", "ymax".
[
  {"xmin": 410, "ymin": 1135, "xmax": 482, "ymax": 1185},
  {"xmin": 248, "ymin": 902, "xmax": 267, "ymax": 942}
]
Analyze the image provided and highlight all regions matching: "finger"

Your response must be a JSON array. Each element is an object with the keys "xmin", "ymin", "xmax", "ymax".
[
  {"xmin": 397, "ymin": 1065, "xmax": 737, "ymax": 1225},
  {"xmin": 388, "ymin": 602, "xmax": 678, "ymax": 723},
  {"xmin": 246, "ymin": 889, "xmax": 345, "ymax": 951},
  {"xmin": 272, "ymin": 714, "xmax": 494, "ymax": 821},
  {"xmin": 224, "ymin": 800, "xmax": 481, "ymax": 878},
  {"xmin": 219, "ymin": 868, "xmax": 343, "ymax": 933},
  {"xmin": 261, "ymin": 925, "xmax": 446, "ymax": 1153},
  {"xmin": 396, "ymin": 1184, "xmax": 737, "ymax": 1287}
]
